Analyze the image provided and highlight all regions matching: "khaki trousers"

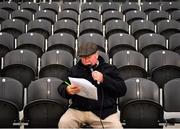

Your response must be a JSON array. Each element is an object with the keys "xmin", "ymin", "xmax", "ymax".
[{"xmin": 58, "ymin": 108, "xmax": 123, "ymax": 128}]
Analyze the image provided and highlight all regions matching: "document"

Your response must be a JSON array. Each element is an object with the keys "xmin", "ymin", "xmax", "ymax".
[{"xmin": 68, "ymin": 77, "xmax": 98, "ymax": 100}]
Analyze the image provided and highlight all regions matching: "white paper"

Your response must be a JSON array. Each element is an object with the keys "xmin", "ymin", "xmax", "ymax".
[{"xmin": 68, "ymin": 77, "xmax": 98, "ymax": 100}]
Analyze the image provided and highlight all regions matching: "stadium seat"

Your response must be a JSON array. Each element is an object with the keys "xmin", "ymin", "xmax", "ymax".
[
  {"xmin": 81, "ymin": 2, "xmax": 99, "ymax": 12},
  {"xmin": 11, "ymin": 9, "xmax": 33, "ymax": 24},
  {"xmin": 39, "ymin": 50, "xmax": 73, "ymax": 81},
  {"xmin": 57, "ymin": 10, "xmax": 78, "ymax": 24},
  {"xmin": 39, "ymin": 2, "xmax": 59, "ymax": 14},
  {"xmin": 54, "ymin": 19, "xmax": 77, "ymax": 38},
  {"xmin": 80, "ymin": 10, "xmax": 101, "ymax": 23},
  {"xmin": 138, "ymin": 33, "xmax": 167, "ymax": 57},
  {"xmin": 119, "ymin": 77, "xmax": 164, "ymax": 128},
  {"xmin": 121, "ymin": 2, "xmax": 139, "ymax": 14},
  {"xmin": 161, "ymin": 2, "xmax": 180, "ymax": 14},
  {"xmin": 20, "ymin": 2, "xmax": 39, "ymax": 14},
  {"xmin": 101, "ymin": 2, "xmax": 119, "ymax": 15},
  {"xmin": 157, "ymin": 19, "xmax": 180, "ymax": 39},
  {"xmin": 79, "ymin": 19, "xmax": 103, "ymax": 36},
  {"xmin": 148, "ymin": 50, "xmax": 180, "ymax": 88},
  {"xmin": 61, "ymin": 2, "xmax": 79, "ymax": 14},
  {"xmin": 125, "ymin": 10, "xmax": 146, "ymax": 24},
  {"xmin": 148, "ymin": 10, "xmax": 169, "ymax": 25},
  {"xmin": 102, "ymin": 10, "xmax": 123, "ymax": 25},
  {"xmin": 17, "ymin": 32, "xmax": 45, "ymax": 57},
  {"xmin": 0, "ymin": 32, "xmax": 14, "ymax": 58},
  {"xmin": 113, "ymin": 50, "xmax": 147, "ymax": 80},
  {"xmin": 141, "ymin": 2, "xmax": 160, "ymax": 14},
  {"xmin": 0, "ymin": 1, "xmax": 18, "ymax": 13},
  {"xmin": 0, "ymin": 77, "xmax": 23, "ymax": 128},
  {"xmin": 105, "ymin": 20, "xmax": 129, "ymax": 39},
  {"xmin": 47, "ymin": 33, "xmax": 75, "ymax": 56},
  {"xmin": 1, "ymin": 49, "xmax": 37, "ymax": 88},
  {"xmin": 23, "ymin": 77, "xmax": 69, "ymax": 128},
  {"xmin": 0, "ymin": 9, "xmax": 9, "ymax": 24},
  {"xmin": 1, "ymin": 19, "xmax": 26, "ymax": 39},
  {"xmin": 163, "ymin": 78, "xmax": 180, "ymax": 124},
  {"xmin": 78, "ymin": 33, "xmax": 105, "ymax": 52},
  {"xmin": 131, "ymin": 20, "xmax": 155, "ymax": 39},
  {"xmin": 27, "ymin": 19, "xmax": 52, "ymax": 39},
  {"xmin": 171, "ymin": 10, "xmax": 180, "ymax": 22},
  {"xmin": 169, "ymin": 33, "xmax": 180, "ymax": 55},
  {"xmin": 108, "ymin": 33, "xmax": 136, "ymax": 57}
]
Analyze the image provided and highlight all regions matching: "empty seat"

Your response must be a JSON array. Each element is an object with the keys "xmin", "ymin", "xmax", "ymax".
[
  {"xmin": 11, "ymin": 9, "xmax": 33, "ymax": 24},
  {"xmin": 27, "ymin": 19, "xmax": 52, "ymax": 39},
  {"xmin": 61, "ymin": 2, "xmax": 79, "ymax": 14},
  {"xmin": 0, "ymin": 32, "xmax": 14, "ymax": 58},
  {"xmin": 1, "ymin": 19, "xmax": 26, "ymax": 39},
  {"xmin": 141, "ymin": 2, "xmax": 160, "ymax": 14},
  {"xmin": 39, "ymin": 50, "xmax": 73, "ymax": 81},
  {"xmin": 138, "ymin": 33, "xmax": 167, "ymax": 57},
  {"xmin": 119, "ymin": 77, "xmax": 163, "ymax": 128},
  {"xmin": 79, "ymin": 20, "xmax": 103, "ymax": 36},
  {"xmin": 78, "ymin": 33, "xmax": 105, "ymax": 52},
  {"xmin": 105, "ymin": 20, "xmax": 129, "ymax": 39},
  {"xmin": 169, "ymin": 33, "xmax": 180, "ymax": 55},
  {"xmin": 149, "ymin": 50, "xmax": 180, "ymax": 88},
  {"xmin": 57, "ymin": 10, "xmax": 78, "ymax": 24},
  {"xmin": 148, "ymin": 10, "xmax": 169, "ymax": 25},
  {"xmin": 23, "ymin": 77, "xmax": 69, "ymax": 128},
  {"xmin": 17, "ymin": 33, "xmax": 45, "ymax": 57},
  {"xmin": 171, "ymin": 10, "xmax": 180, "ymax": 22},
  {"xmin": 0, "ymin": 77, "xmax": 23, "ymax": 128},
  {"xmin": 113, "ymin": 50, "xmax": 147, "ymax": 80},
  {"xmin": 121, "ymin": 2, "xmax": 139, "ymax": 14},
  {"xmin": 102, "ymin": 10, "xmax": 123, "ymax": 25},
  {"xmin": 157, "ymin": 19, "xmax": 180, "ymax": 39},
  {"xmin": 163, "ymin": 78, "xmax": 180, "ymax": 124},
  {"xmin": 39, "ymin": 2, "xmax": 59, "ymax": 14},
  {"xmin": 161, "ymin": 2, "xmax": 180, "ymax": 14},
  {"xmin": 80, "ymin": 10, "xmax": 101, "ymax": 23},
  {"xmin": 81, "ymin": 2, "xmax": 99, "ymax": 12},
  {"xmin": 101, "ymin": 2, "xmax": 119, "ymax": 14},
  {"xmin": 47, "ymin": 33, "xmax": 75, "ymax": 56},
  {"xmin": 0, "ymin": 9, "xmax": 9, "ymax": 24},
  {"xmin": 125, "ymin": 10, "xmax": 146, "ymax": 24},
  {"xmin": 20, "ymin": 2, "xmax": 39, "ymax": 13},
  {"xmin": 131, "ymin": 20, "xmax": 155, "ymax": 39},
  {"xmin": 0, "ymin": 1, "xmax": 18, "ymax": 13},
  {"xmin": 108, "ymin": 33, "xmax": 136, "ymax": 57},
  {"xmin": 98, "ymin": 51, "xmax": 109, "ymax": 63},
  {"xmin": 1, "ymin": 49, "xmax": 37, "ymax": 88},
  {"xmin": 34, "ymin": 10, "xmax": 56, "ymax": 24}
]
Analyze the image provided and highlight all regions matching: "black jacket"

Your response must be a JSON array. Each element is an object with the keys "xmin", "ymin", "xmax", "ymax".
[{"xmin": 58, "ymin": 57, "xmax": 127, "ymax": 119}]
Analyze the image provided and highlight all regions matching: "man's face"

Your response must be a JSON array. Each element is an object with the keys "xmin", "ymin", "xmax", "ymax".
[{"xmin": 80, "ymin": 51, "xmax": 99, "ymax": 66}]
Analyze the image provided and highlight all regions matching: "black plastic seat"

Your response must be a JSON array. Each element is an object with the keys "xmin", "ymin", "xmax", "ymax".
[
  {"xmin": 148, "ymin": 50, "xmax": 180, "ymax": 88},
  {"xmin": 0, "ymin": 9, "xmax": 9, "ymax": 24},
  {"xmin": 1, "ymin": 49, "xmax": 37, "ymax": 88},
  {"xmin": 11, "ymin": 9, "xmax": 33, "ymax": 24},
  {"xmin": 141, "ymin": 2, "xmax": 160, "ymax": 14},
  {"xmin": 20, "ymin": 2, "xmax": 39, "ymax": 13},
  {"xmin": 131, "ymin": 20, "xmax": 155, "ymax": 39},
  {"xmin": 39, "ymin": 2, "xmax": 59, "ymax": 14},
  {"xmin": 121, "ymin": 2, "xmax": 139, "ymax": 14},
  {"xmin": 0, "ymin": 32, "xmax": 14, "ymax": 58},
  {"xmin": 78, "ymin": 33, "xmax": 105, "ymax": 52},
  {"xmin": 101, "ymin": 2, "xmax": 119, "ymax": 14},
  {"xmin": 163, "ymin": 78, "xmax": 180, "ymax": 124},
  {"xmin": 47, "ymin": 33, "xmax": 75, "ymax": 57},
  {"xmin": 125, "ymin": 10, "xmax": 146, "ymax": 24},
  {"xmin": 169, "ymin": 33, "xmax": 180, "ymax": 55},
  {"xmin": 1, "ymin": 19, "xmax": 26, "ymax": 39},
  {"xmin": 161, "ymin": 2, "xmax": 180, "ymax": 14},
  {"xmin": 157, "ymin": 19, "xmax": 180, "ymax": 39},
  {"xmin": 113, "ymin": 50, "xmax": 147, "ymax": 80},
  {"xmin": 105, "ymin": 20, "xmax": 129, "ymax": 39},
  {"xmin": 57, "ymin": 10, "xmax": 78, "ymax": 24},
  {"xmin": 23, "ymin": 77, "xmax": 69, "ymax": 128},
  {"xmin": 0, "ymin": 1, "xmax": 18, "ymax": 13},
  {"xmin": 17, "ymin": 33, "xmax": 45, "ymax": 57},
  {"xmin": 138, "ymin": 33, "xmax": 167, "ymax": 57},
  {"xmin": 61, "ymin": 2, "xmax": 79, "ymax": 14},
  {"xmin": 0, "ymin": 77, "xmax": 23, "ymax": 128},
  {"xmin": 171, "ymin": 10, "xmax": 180, "ymax": 22},
  {"xmin": 39, "ymin": 50, "xmax": 73, "ymax": 81},
  {"xmin": 81, "ymin": 2, "xmax": 99, "ymax": 13},
  {"xmin": 119, "ymin": 77, "xmax": 164, "ymax": 128},
  {"xmin": 54, "ymin": 19, "xmax": 77, "ymax": 38},
  {"xmin": 80, "ymin": 10, "xmax": 101, "ymax": 23},
  {"xmin": 108, "ymin": 33, "xmax": 136, "ymax": 57},
  {"xmin": 27, "ymin": 19, "xmax": 52, "ymax": 39}
]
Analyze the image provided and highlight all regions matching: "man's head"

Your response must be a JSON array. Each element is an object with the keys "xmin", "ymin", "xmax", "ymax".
[{"xmin": 78, "ymin": 42, "xmax": 99, "ymax": 66}]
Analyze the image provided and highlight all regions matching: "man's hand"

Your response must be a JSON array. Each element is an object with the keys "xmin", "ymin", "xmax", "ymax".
[
  {"xmin": 66, "ymin": 85, "xmax": 80, "ymax": 95},
  {"xmin": 91, "ymin": 71, "xmax": 103, "ymax": 84}
]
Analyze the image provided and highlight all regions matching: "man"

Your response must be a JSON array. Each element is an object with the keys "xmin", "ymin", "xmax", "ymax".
[{"xmin": 58, "ymin": 42, "xmax": 126, "ymax": 128}]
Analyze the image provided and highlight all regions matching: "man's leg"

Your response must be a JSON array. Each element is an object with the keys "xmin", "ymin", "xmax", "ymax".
[
  {"xmin": 87, "ymin": 112, "xmax": 123, "ymax": 128},
  {"xmin": 58, "ymin": 108, "xmax": 85, "ymax": 128}
]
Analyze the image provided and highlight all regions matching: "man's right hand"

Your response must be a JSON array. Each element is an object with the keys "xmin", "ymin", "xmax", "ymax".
[{"xmin": 66, "ymin": 85, "xmax": 80, "ymax": 95}]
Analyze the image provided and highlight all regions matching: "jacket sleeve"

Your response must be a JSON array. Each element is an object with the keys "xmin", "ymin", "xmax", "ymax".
[{"xmin": 101, "ymin": 65, "xmax": 127, "ymax": 97}]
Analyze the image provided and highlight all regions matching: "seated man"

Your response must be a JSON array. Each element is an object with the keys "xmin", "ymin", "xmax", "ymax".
[{"xmin": 58, "ymin": 42, "xmax": 127, "ymax": 128}]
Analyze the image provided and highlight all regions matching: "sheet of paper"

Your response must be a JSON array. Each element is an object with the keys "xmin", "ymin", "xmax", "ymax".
[{"xmin": 68, "ymin": 77, "xmax": 98, "ymax": 100}]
